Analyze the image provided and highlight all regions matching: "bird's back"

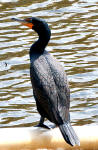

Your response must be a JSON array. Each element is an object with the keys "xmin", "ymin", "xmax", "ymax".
[{"xmin": 30, "ymin": 50, "xmax": 70, "ymax": 124}]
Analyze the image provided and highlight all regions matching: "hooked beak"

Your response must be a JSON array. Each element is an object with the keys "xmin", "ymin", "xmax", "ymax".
[{"xmin": 11, "ymin": 18, "xmax": 33, "ymax": 29}]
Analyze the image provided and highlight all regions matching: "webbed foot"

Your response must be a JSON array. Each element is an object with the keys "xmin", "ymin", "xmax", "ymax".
[
  {"xmin": 34, "ymin": 116, "xmax": 50, "ymax": 129},
  {"xmin": 35, "ymin": 124, "xmax": 50, "ymax": 129}
]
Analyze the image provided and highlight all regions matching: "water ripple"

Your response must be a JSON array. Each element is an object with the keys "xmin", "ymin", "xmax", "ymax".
[{"xmin": 0, "ymin": 0, "xmax": 98, "ymax": 127}]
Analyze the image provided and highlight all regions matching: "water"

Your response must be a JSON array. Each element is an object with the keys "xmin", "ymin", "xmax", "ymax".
[{"xmin": 0, "ymin": 0, "xmax": 98, "ymax": 128}]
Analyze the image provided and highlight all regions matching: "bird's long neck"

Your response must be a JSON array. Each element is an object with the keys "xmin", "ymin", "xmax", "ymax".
[{"xmin": 30, "ymin": 28, "xmax": 51, "ymax": 55}]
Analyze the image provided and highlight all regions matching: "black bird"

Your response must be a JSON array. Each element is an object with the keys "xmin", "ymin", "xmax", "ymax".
[{"xmin": 12, "ymin": 17, "xmax": 80, "ymax": 146}]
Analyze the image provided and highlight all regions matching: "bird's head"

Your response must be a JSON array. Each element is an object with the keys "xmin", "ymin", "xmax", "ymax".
[{"xmin": 12, "ymin": 17, "xmax": 51, "ymax": 39}]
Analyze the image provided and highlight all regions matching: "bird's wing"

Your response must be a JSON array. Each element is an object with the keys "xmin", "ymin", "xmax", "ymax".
[
  {"xmin": 30, "ymin": 51, "xmax": 70, "ymax": 124},
  {"xmin": 45, "ymin": 52, "xmax": 70, "ymax": 122}
]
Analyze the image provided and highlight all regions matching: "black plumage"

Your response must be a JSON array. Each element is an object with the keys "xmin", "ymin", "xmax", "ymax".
[{"xmin": 12, "ymin": 17, "xmax": 80, "ymax": 146}]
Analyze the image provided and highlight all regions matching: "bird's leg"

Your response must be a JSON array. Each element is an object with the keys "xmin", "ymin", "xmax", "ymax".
[
  {"xmin": 39, "ymin": 116, "xmax": 44, "ymax": 125},
  {"xmin": 35, "ymin": 117, "xmax": 50, "ymax": 129}
]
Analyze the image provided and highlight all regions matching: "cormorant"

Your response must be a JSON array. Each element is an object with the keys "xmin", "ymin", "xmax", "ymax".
[{"xmin": 12, "ymin": 17, "xmax": 80, "ymax": 146}]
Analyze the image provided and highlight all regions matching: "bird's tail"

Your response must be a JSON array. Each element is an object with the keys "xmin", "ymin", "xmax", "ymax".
[{"xmin": 59, "ymin": 122, "xmax": 80, "ymax": 146}]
